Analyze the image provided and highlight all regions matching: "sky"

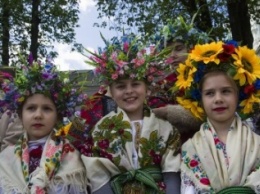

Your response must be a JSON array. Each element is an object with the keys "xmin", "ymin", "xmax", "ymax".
[
  {"xmin": 54, "ymin": 1, "xmax": 260, "ymax": 71},
  {"xmin": 54, "ymin": 0, "xmax": 119, "ymax": 71}
]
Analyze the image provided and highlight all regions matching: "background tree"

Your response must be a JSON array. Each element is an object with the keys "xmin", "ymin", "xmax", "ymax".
[
  {"xmin": 94, "ymin": 0, "xmax": 260, "ymax": 48},
  {"xmin": 0, "ymin": 0, "xmax": 80, "ymax": 66}
]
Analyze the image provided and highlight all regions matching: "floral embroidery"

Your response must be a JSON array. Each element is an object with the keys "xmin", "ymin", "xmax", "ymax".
[
  {"xmin": 63, "ymin": 143, "xmax": 75, "ymax": 154},
  {"xmin": 92, "ymin": 111, "xmax": 132, "ymax": 166},
  {"xmin": 182, "ymin": 150, "xmax": 212, "ymax": 188},
  {"xmin": 14, "ymin": 133, "xmax": 72, "ymax": 191},
  {"xmin": 204, "ymin": 123, "xmax": 223, "ymax": 150},
  {"xmin": 139, "ymin": 130, "xmax": 166, "ymax": 167},
  {"xmin": 34, "ymin": 186, "xmax": 45, "ymax": 194},
  {"xmin": 157, "ymin": 181, "xmax": 166, "ymax": 192},
  {"xmin": 90, "ymin": 108, "xmax": 178, "ymax": 193}
]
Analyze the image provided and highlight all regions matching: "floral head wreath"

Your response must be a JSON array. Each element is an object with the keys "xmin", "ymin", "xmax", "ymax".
[
  {"xmin": 0, "ymin": 55, "xmax": 87, "ymax": 122},
  {"xmin": 150, "ymin": 16, "xmax": 211, "ymax": 51},
  {"xmin": 85, "ymin": 33, "xmax": 166, "ymax": 86},
  {"xmin": 172, "ymin": 40, "xmax": 260, "ymax": 120}
]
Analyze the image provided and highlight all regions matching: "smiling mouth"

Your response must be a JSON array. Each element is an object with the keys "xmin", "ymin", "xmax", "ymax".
[{"xmin": 124, "ymin": 97, "xmax": 136, "ymax": 102}]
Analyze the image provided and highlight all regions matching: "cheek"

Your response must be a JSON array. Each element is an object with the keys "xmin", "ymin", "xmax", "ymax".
[{"xmin": 201, "ymin": 97, "xmax": 211, "ymax": 110}]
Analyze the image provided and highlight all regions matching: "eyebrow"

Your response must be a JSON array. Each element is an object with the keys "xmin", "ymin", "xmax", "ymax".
[
  {"xmin": 202, "ymin": 86, "xmax": 234, "ymax": 92},
  {"xmin": 25, "ymin": 103, "xmax": 55, "ymax": 107}
]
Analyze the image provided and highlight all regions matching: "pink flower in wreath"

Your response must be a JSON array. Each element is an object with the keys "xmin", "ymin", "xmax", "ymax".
[
  {"xmin": 131, "ymin": 57, "xmax": 145, "ymax": 67},
  {"xmin": 112, "ymin": 73, "xmax": 118, "ymax": 80},
  {"xmin": 123, "ymin": 42, "xmax": 129, "ymax": 52}
]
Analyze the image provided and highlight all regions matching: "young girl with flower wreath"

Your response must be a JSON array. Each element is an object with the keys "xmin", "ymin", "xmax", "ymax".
[
  {"xmin": 81, "ymin": 33, "xmax": 182, "ymax": 194},
  {"xmin": 0, "ymin": 57, "xmax": 89, "ymax": 194},
  {"xmin": 172, "ymin": 40, "xmax": 260, "ymax": 193}
]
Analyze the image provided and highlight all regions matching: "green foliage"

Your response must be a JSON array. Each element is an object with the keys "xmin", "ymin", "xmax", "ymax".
[
  {"xmin": 94, "ymin": 0, "xmax": 259, "ymax": 41},
  {"xmin": 0, "ymin": 0, "xmax": 80, "ymax": 66}
]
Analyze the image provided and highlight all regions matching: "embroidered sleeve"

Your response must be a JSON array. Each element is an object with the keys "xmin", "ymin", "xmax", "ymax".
[
  {"xmin": 167, "ymin": 127, "xmax": 181, "ymax": 155},
  {"xmin": 181, "ymin": 172, "xmax": 195, "ymax": 194}
]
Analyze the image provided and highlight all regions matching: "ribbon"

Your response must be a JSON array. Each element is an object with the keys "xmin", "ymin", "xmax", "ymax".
[
  {"xmin": 217, "ymin": 186, "xmax": 255, "ymax": 194},
  {"xmin": 111, "ymin": 167, "xmax": 162, "ymax": 194}
]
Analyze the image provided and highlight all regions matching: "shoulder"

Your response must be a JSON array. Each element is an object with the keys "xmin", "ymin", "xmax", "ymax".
[
  {"xmin": 0, "ymin": 145, "xmax": 16, "ymax": 163},
  {"xmin": 182, "ymin": 127, "xmax": 205, "ymax": 148}
]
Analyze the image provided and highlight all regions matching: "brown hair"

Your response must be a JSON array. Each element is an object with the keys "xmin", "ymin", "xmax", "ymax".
[{"xmin": 199, "ymin": 70, "xmax": 239, "ymax": 94}]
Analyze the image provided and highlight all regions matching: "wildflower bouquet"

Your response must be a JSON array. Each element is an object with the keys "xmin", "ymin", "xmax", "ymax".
[{"xmin": 85, "ymin": 33, "xmax": 167, "ymax": 85}]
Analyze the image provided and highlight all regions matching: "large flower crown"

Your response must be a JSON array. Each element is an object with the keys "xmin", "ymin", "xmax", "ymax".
[
  {"xmin": 85, "ymin": 33, "xmax": 166, "ymax": 85},
  {"xmin": 0, "ymin": 56, "xmax": 87, "ymax": 121},
  {"xmin": 172, "ymin": 40, "xmax": 260, "ymax": 120},
  {"xmin": 150, "ymin": 16, "xmax": 211, "ymax": 51}
]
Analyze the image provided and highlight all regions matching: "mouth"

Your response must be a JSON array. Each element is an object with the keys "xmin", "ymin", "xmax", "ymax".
[
  {"xmin": 213, "ymin": 107, "xmax": 227, "ymax": 112},
  {"xmin": 32, "ymin": 124, "xmax": 44, "ymax": 128},
  {"xmin": 124, "ymin": 97, "xmax": 137, "ymax": 103}
]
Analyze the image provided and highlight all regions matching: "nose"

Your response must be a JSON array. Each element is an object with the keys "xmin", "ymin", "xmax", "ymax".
[
  {"xmin": 214, "ymin": 92, "xmax": 223, "ymax": 103},
  {"xmin": 125, "ymin": 84, "xmax": 133, "ymax": 94},
  {"xmin": 34, "ymin": 108, "xmax": 43, "ymax": 119}
]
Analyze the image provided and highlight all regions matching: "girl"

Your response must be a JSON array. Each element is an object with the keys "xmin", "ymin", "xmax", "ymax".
[
  {"xmin": 81, "ymin": 34, "xmax": 181, "ymax": 194},
  {"xmin": 0, "ymin": 58, "xmax": 89, "ymax": 193},
  {"xmin": 173, "ymin": 41, "xmax": 260, "ymax": 193}
]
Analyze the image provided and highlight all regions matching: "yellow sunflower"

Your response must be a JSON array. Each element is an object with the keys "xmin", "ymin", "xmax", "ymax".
[
  {"xmin": 177, "ymin": 97, "xmax": 204, "ymax": 120},
  {"xmin": 55, "ymin": 122, "xmax": 72, "ymax": 136},
  {"xmin": 233, "ymin": 46, "xmax": 260, "ymax": 86},
  {"xmin": 240, "ymin": 94, "xmax": 260, "ymax": 114},
  {"xmin": 175, "ymin": 59, "xmax": 197, "ymax": 89},
  {"xmin": 189, "ymin": 41, "xmax": 223, "ymax": 64}
]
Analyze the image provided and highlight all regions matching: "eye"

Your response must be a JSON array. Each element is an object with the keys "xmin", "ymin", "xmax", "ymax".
[
  {"xmin": 43, "ymin": 106, "xmax": 53, "ymax": 111},
  {"xmin": 26, "ymin": 106, "xmax": 36, "ymax": 111},
  {"xmin": 204, "ymin": 91, "xmax": 214, "ymax": 96},
  {"xmin": 132, "ymin": 82, "xmax": 141, "ymax": 87},
  {"xmin": 115, "ymin": 84, "xmax": 125, "ymax": 89},
  {"xmin": 222, "ymin": 89, "xmax": 232, "ymax": 94}
]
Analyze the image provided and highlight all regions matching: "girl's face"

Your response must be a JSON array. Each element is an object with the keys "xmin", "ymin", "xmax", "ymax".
[
  {"xmin": 110, "ymin": 79, "xmax": 148, "ymax": 120},
  {"xmin": 21, "ymin": 94, "xmax": 58, "ymax": 141},
  {"xmin": 168, "ymin": 41, "xmax": 188, "ymax": 69},
  {"xmin": 201, "ymin": 74, "xmax": 238, "ymax": 125}
]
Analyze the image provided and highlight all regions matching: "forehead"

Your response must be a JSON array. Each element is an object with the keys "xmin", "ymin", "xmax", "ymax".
[
  {"xmin": 202, "ymin": 74, "xmax": 235, "ymax": 90},
  {"xmin": 24, "ymin": 94, "xmax": 55, "ymax": 106},
  {"xmin": 111, "ymin": 79, "xmax": 144, "ymax": 85}
]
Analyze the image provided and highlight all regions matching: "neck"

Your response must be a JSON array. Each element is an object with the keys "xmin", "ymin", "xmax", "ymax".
[
  {"xmin": 127, "ymin": 112, "xmax": 143, "ymax": 121},
  {"xmin": 209, "ymin": 117, "xmax": 235, "ymax": 144}
]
